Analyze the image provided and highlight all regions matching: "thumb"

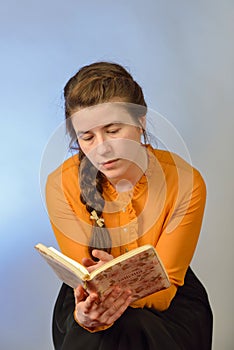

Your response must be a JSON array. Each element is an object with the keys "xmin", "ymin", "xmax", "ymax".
[{"xmin": 82, "ymin": 257, "xmax": 96, "ymax": 267}]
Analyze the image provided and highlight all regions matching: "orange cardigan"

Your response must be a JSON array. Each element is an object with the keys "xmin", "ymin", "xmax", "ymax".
[{"xmin": 46, "ymin": 146, "xmax": 206, "ymax": 312}]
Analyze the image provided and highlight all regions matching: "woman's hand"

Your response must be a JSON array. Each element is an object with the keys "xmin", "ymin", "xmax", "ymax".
[
  {"xmin": 74, "ymin": 250, "xmax": 132, "ymax": 330},
  {"xmin": 81, "ymin": 249, "xmax": 114, "ymax": 273},
  {"xmin": 74, "ymin": 285, "xmax": 132, "ymax": 330}
]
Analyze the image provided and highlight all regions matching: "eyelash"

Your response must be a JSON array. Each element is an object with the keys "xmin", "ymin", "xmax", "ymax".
[
  {"xmin": 80, "ymin": 128, "xmax": 120, "ymax": 141},
  {"xmin": 82, "ymin": 136, "xmax": 93, "ymax": 141},
  {"xmin": 107, "ymin": 128, "xmax": 120, "ymax": 134}
]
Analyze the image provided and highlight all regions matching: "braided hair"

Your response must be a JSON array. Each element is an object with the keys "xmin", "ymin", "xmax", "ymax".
[{"xmin": 64, "ymin": 62, "xmax": 147, "ymax": 259}]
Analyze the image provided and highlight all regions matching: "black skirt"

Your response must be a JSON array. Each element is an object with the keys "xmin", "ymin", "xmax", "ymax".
[{"xmin": 52, "ymin": 267, "xmax": 213, "ymax": 350}]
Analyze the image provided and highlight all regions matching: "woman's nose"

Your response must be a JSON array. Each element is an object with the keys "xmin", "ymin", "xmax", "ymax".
[{"xmin": 96, "ymin": 135, "xmax": 112, "ymax": 155}]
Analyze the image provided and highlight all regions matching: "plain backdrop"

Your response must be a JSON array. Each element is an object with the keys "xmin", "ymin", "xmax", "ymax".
[{"xmin": 0, "ymin": 1, "xmax": 233, "ymax": 349}]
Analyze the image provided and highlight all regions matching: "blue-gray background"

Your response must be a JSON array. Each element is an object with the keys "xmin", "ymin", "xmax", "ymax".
[{"xmin": 1, "ymin": 1, "xmax": 233, "ymax": 349}]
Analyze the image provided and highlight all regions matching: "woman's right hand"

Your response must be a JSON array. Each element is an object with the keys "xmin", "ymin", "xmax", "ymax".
[
  {"xmin": 74, "ymin": 284, "xmax": 132, "ymax": 330},
  {"xmin": 81, "ymin": 249, "xmax": 114, "ymax": 273}
]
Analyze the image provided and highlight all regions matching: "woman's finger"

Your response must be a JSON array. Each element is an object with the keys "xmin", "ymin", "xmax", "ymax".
[
  {"xmin": 82, "ymin": 257, "xmax": 96, "ymax": 267},
  {"xmin": 99, "ymin": 290, "xmax": 132, "ymax": 324},
  {"xmin": 104, "ymin": 289, "xmax": 132, "ymax": 311},
  {"xmin": 91, "ymin": 249, "xmax": 113, "ymax": 262},
  {"xmin": 85, "ymin": 250, "xmax": 114, "ymax": 273},
  {"xmin": 83, "ymin": 293, "xmax": 99, "ymax": 313},
  {"xmin": 74, "ymin": 285, "xmax": 88, "ymax": 303}
]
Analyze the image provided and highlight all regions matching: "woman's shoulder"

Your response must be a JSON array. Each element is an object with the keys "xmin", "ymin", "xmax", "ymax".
[
  {"xmin": 149, "ymin": 147, "xmax": 206, "ymax": 188},
  {"xmin": 47, "ymin": 153, "xmax": 80, "ymax": 185},
  {"xmin": 151, "ymin": 148, "xmax": 200, "ymax": 174},
  {"xmin": 148, "ymin": 148, "xmax": 206, "ymax": 209},
  {"xmin": 151, "ymin": 148, "xmax": 190, "ymax": 170}
]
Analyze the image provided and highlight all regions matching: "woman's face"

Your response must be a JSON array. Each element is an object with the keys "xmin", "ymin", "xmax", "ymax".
[{"xmin": 71, "ymin": 103, "xmax": 147, "ymax": 187}]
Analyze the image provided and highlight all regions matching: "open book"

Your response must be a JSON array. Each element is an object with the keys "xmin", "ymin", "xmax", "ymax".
[{"xmin": 35, "ymin": 243, "xmax": 170, "ymax": 302}]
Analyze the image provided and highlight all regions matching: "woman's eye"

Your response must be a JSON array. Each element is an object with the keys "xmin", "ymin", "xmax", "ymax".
[
  {"xmin": 107, "ymin": 128, "xmax": 120, "ymax": 134},
  {"xmin": 80, "ymin": 135, "xmax": 93, "ymax": 141}
]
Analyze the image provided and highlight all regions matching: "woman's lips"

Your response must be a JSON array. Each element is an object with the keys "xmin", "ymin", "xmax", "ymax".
[{"xmin": 99, "ymin": 159, "xmax": 120, "ymax": 169}]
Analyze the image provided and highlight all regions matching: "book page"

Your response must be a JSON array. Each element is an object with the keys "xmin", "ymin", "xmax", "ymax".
[
  {"xmin": 49, "ymin": 247, "xmax": 88, "ymax": 275},
  {"xmin": 35, "ymin": 243, "xmax": 89, "ymax": 287},
  {"xmin": 43, "ymin": 254, "xmax": 86, "ymax": 289}
]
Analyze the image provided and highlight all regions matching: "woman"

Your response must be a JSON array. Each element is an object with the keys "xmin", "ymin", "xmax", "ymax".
[{"xmin": 46, "ymin": 62, "xmax": 213, "ymax": 349}]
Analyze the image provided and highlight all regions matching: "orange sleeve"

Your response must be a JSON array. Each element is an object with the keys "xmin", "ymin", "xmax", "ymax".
[
  {"xmin": 45, "ymin": 168, "xmax": 91, "ymax": 263},
  {"xmin": 131, "ymin": 168, "xmax": 206, "ymax": 310}
]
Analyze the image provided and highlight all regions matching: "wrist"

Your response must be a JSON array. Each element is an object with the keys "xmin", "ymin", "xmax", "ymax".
[
  {"xmin": 73, "ymin": 308, "xmax": 114, "ymax": 333},
  {"xmin": 73, "ymin": 309, "xmax": 95, "ymax": 332}
]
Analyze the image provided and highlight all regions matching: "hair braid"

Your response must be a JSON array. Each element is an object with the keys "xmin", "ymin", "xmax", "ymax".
[{"xmin": 78, "ymin": 151, "xmax": 112, "ymax": 259}]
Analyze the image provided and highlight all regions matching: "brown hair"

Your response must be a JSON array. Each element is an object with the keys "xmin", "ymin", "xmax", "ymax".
[{"xmin": 64, "ymin": 62, "xmax": 147, "ymax": 259}]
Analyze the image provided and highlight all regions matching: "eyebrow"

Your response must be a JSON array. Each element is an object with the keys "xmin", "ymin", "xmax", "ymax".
[{"xmin": 76, "ymin": 122, "xmax": 122, "ymax": 136}]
